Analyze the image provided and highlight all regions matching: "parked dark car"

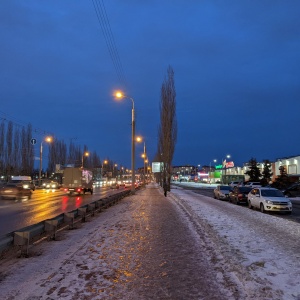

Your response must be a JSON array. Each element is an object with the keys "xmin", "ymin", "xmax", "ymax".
[
  {"xmin": 229, "ymin": 186, "xmax": 252, "ymax": 204},
  {"xmin": 283, "ymin": 183, "xmax": 300, "ymax": 197},
  {"xmin": 0, "ymin": 183, "xmax": 32, "ymax": 199}
]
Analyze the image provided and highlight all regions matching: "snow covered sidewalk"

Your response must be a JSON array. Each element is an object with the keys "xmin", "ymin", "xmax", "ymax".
[
  {"xmin": 170, "ymin": 186, "xmax": 300, "ymax": 299},
  {"xmin": 0, "ymin": 183, "xmax": 299, "ymax": 299}
]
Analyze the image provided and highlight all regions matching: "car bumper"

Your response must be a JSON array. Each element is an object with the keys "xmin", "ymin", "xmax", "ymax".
[
  {"xmin": 237, "ymin": 198, "xmax": 248, "ymax": 203},
  {"xmin": 264, "ymin": 205, "xmax": 292, "ymax": 212}
]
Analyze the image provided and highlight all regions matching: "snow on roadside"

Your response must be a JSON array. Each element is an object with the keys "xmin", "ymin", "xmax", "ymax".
[
  {"xmin": 0, "ymin": 199, "xmax": 141, "ymax": 299},
  {"xmin": 170, "ymin": 187, "xmax": 300, "ymax": 300},
  {"xmin": 0, "ymin": 184, "xmax": 299, "ymax": 299}
]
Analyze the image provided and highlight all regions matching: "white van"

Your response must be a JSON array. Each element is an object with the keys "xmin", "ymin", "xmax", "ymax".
[{"xmin": 10, "ymin": 176, "xmax": 35, "ymax": 191}]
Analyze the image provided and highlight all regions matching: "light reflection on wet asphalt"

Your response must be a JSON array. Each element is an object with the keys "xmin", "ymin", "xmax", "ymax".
[{"xmin": 0, "ymin": 186, "xmax": 126, "ymax": 235}]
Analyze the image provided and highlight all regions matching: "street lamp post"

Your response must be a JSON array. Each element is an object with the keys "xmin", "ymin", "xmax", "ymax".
[
  {"xmin": 113, "ymin": 163, "xmax": 118, "ymax": 178},
  {"xmin": 143, "ymin": 142, "xmax": 146, "ymax": 185},
  {"xmin": 102, "ymin": 160, "xmax": 108, "ymax": 179},
  {"xmin": 222, "ymin": 155, "xmax": 231, "ymax": 184},
  {"xmin": 82, "ymin": 151, "xmax": 89, "ymax": 168},
  {"xmin": 115, "ymin": 91, "xmax": 136, "ymax": 193},
  {"xmin": 209, "ymin": 159, "xmax": 217, "ymax": 183},
  {"xmin": 145, "ymin": 157, "xmax": 148, "ymax": 184},
  {"xmin": 39, "ymin": 136, "xmax": 52, "ymax": 187}
]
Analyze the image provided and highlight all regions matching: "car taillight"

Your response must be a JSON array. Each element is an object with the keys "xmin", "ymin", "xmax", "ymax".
[
  {"xmin": 64, "ymin": 188, "xmax": 68, "ymax": 192},
  {"xmin": 77, "ymin": 188, "xmax": 81, "ymax": 192},
  {"xmin": 238, "ymin": 194, "xmax": 243, "ymax": 199}
]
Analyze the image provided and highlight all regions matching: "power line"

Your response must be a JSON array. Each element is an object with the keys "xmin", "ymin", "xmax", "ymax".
[
  {"xmin": 92, "ymin": 0, "xmax": 127, "ymax": 88},
  {"xmin": 0, "ymin": 111, "xmax": 52, "ymax": 137}
]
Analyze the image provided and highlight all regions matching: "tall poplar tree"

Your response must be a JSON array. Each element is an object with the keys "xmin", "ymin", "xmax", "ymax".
[{"xmin": 157, "ymin": 66, "xmax": 177, "ymax": 188}]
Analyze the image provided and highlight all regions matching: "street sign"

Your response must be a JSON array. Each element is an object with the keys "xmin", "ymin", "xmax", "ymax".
[
  {"xmin": 152, "ymin": 162, "xmax": 163, "ymax": 173},
  {"xmin": 31, "ymin": 138, "xmax": 37, "ymax": 145}
]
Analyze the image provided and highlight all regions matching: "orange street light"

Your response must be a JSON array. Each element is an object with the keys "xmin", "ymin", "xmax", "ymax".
[
  {"xmin": 39, "ymin": 136, "xmax": 53, "ymax": 187},
  {"xmin": 114, "ymin": 90, "xmax": 136, "ymax": 193},
  {"xmin": 82, "ymin": 151, "xmax": 89, "ymax": 168},
  {"xmin": 102, "ymin": 159, "xmax": 108, "ymax": 178}
]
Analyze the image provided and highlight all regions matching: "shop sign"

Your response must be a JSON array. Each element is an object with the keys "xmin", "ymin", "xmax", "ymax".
[{"xmin": 226, "ymin": 161, "xmax": 234, "ymax": 168}]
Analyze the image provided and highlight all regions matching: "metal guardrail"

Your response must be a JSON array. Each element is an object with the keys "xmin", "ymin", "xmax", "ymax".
[{"xmin": 0, "ymin": 189, "xmax": 132, "ymax": 257}]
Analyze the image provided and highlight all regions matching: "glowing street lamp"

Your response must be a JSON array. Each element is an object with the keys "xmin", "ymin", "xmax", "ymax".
[
  {"xmin": 113, "ymin": 163, "xmax": 118, "ymax": 177},
  {"xmin": 209, "ymin": 159, "xmax": 217, "ymax": 183},
  {"xmin": 222, "ymin": 154, "xmax": 231, "ymax": 184},
  {"xmin": 114, "ymin": 90, "xmax": 136, "ymax": 193},
  {"xmin": 102, "ymin": 159, "xmax": 108, "ymax": 178},
  {"xmin": 39, "ymin": 136, "xmax": 52, "ymax": 187},
  {"xmin": 82, "ymin": 151, "xmax": 89, "ymax": 168}
]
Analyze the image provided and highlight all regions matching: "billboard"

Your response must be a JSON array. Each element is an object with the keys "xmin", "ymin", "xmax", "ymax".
[{"xmin": 152, "ymin": 162, "xmax": 163, "ymax": 173}]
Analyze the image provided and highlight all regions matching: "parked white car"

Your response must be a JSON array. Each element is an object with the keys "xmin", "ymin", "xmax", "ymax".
[
  {"xmin": 248, "ymin": 187, "xmax": 292, "ymax": 214},
  {"xmin": 214, "ymin": 185, "xmax": 232, "ymax": 200}
]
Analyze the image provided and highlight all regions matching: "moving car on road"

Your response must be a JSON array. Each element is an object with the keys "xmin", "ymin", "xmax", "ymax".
[
  {"xmin": 229, "ymin": 186, "xmax": 252, "ymax": 204},
  {"xmin": 248, "ymin": 187, "xmax": 292, "ymax": 214},
  {"xmin": 0, "ymin": 183, "xmax": 32, "ymax": 200},
  {"xmin": 10, "ymin": 176, "xmax": 35, "ymax": 191},
  {"xmin": 110, "ymin": 182, "xmax": 120, "ymax": 189},
  {"xmin": 214, "ymin": 185, "xmax": 231, "ymax": 200},
  {"xmin": 42, "ymin": 180, "xmax": 60, "ymax": 189}
]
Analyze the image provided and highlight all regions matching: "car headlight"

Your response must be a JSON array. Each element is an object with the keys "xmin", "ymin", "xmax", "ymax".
[
  {"xmin": 265, "ymin": 200, "xmax": 273, "ymax": 204},
  {"xmin": 23, "ymin": 184, "xmax": 29, "ymax": 189}
]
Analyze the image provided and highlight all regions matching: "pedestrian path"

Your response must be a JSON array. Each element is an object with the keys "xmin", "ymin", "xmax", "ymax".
[{"xmin": 0, "ymin": 183, "xmax": 231, "ymax": 300}]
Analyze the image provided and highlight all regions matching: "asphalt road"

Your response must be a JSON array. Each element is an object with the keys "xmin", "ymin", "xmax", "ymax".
[
  {"xmin": 172, "ymin": 183, "xmax": 300, "ymax": 224},
  {"xmin": 0, "ymin": 186, "xmax": 126, "ymax": 236}
]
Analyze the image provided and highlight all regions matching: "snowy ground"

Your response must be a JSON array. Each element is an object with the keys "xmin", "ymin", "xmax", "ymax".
[{"xmin": 0, "ymin": 183, "xmax": 299, "ymax": 299}]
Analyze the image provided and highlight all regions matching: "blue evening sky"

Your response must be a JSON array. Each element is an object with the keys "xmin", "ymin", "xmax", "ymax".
[{"xmin": 0, "ymin": 1, "xmax": 299, "ymax": 169}]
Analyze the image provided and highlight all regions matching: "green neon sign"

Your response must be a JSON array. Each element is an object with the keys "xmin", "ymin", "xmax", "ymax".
[{"xmin": 215, "ymin": 164, "xmax": 223, "ymax": 169}]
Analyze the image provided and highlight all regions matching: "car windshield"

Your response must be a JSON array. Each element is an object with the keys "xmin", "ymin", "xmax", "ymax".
[
  {"xmin": 10, "ymin": 180, "xmax": 22, "ymax": 184},
  {"xmin": 261, "ymin": 189, "xmax": 284, "ymax": 197},
  {"xmin": 220, "ymin": 186, "xmax": 231, "ymax": 190}
]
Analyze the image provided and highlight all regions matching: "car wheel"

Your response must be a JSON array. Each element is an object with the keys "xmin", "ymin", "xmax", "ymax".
[
  {"xmin": 235, "ymin": 198, "xmax": 239, "ymax": 205},
  {"xmin": 260, "ymin": 203, "xmax": 265, "ymax": 213},
  {"xmin": 91, "ymin": 190, "xmax": 93, "ymax": 195},
  {"xmin": 287, "ymin": 211, "xmax": 292, "ymax": 215},
  {"xmin": 214, "ymin": 194, "xmax": 216, "ymax": 199},
  {"xmin": 248, "ymin": 200, "xmax": 253, "ymax": 209}
]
